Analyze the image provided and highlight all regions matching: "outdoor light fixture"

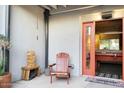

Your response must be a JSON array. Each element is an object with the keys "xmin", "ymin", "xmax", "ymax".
[{"xmin": 101, "ymin": 11, "xmax": 113, "ymax": 19}]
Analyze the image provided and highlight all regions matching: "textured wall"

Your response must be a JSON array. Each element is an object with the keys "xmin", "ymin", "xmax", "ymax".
[
  {"xmin": 0, "ymin": 5, "xmax": 6, "ymax": 35},
  {"xmin": 9, "ymin": 6, "xmax": 45, "ymax": 81}
]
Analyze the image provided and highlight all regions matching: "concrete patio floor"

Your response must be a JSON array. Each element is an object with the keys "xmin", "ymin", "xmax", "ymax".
[{"xmin": 12, "ymin": 74, "xmax": 119, "ymax": 88}]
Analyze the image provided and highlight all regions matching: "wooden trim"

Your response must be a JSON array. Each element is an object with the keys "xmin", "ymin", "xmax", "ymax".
[
  {"xmin": 82, "ymin": 22, "xmax": 86, "ymax": 75},
  {"xmin": 83, "ymin": 21, "xmax": 95, "ymax": 24},
  {"xmin": 82, "ymin": 22, "xmax": 95, "ymax": 76},
  {"xmin": 122, "ymin": 18, "xmax": 124, "ymax": 80},
  {"xmin": 91, "ymin": 21, "xmax": 95, "ymax": 75}
]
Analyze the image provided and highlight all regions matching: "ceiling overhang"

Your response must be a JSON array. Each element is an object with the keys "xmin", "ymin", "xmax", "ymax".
[{"xmin": 40, "ymin": 5, "xmax": 100, "ymax": 15}]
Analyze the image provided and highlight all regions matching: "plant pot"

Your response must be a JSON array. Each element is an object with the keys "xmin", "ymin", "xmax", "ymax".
[{"xmin": 0, "ymin": 72, "xmax": 11, "ymax": 88}]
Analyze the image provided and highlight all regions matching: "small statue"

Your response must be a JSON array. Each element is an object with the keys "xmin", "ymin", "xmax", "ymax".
[{"xmin": 26, "ymin": 50, "xmax": 37, "ymax": 68}]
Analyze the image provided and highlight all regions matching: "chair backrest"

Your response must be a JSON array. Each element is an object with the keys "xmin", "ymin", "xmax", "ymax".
[{"xmin": 56, "ymin": 52, "xmax": 69, "ymax": 73}]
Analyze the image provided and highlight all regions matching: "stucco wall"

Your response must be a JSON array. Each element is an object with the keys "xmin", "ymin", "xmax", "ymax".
[
  {"xmin": 49, "ymin": 5, "xmax": 124, "ymax": 76},
  {"xmin": 0, "ymin": 5, "xmax": 6, "ymax": 35},
  {"xmin": 9, "ymin": 6, "xmax": 45, "ymax": 81},
  {"xmin": 49, "ymin": 13, "xmax": 80, "ymax": 76}
]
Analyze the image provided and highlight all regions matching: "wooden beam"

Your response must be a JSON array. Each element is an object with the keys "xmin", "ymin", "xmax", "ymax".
[
  {"xmin": 51, "ymin": 5, "xmax": 99, "ymax": 15},
  {"xmin": 50, "ymin": 5, "xmax": 57, "ymax": 9},
  {"xmin": 41, "ymin": 5, "xmax": 51, "ymax": 10},
  {"xmin": 63, "ymin": 5, "xmax": 66, "ymax": 8}
]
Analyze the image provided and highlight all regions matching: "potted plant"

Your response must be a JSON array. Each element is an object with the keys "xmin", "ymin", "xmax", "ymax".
[{"xmin": 0, "ymin": 34, "xmax": 11, "ymax": 88}]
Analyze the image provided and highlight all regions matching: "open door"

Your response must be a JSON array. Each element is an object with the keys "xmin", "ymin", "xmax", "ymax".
[{"xmin": 82, "ymin": 22, "xmax": 95, "ymax": 76}]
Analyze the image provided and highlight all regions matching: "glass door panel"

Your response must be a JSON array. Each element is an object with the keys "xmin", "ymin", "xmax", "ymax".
[{"xmin": 86, "ymin": 26, "xmax": 91, "ymax": 69}]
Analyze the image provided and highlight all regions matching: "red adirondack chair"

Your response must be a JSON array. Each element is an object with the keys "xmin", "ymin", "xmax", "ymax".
[{"xmin": 48, "ymin": 52, "xmax": 71, "ymax": 84}]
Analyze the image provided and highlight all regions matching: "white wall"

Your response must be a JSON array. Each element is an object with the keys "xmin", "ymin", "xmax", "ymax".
[
  {"xmin": 49, "ymin": 5, "xmax": 124, "ymax": 76},
  {"xmin": 10, "ymin": 6, "xmax": 45, "ymax": 81},
  {"xmin": 0, "ymin": 5, "xmax": 6, "ymax": 35},
  {"xmin": 49, "ymin": 13, "xmax": 80, "ymax": 76}
]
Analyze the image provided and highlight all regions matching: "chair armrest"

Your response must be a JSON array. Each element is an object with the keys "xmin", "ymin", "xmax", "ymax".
[
  {"xmin": 48, "ymin": 63, "xmax": 56, "ymax": 75},
  {"xmin": 67, "ymin": 65, "xmax": 73, "ymax": 74},
  {"xmin": 68, "ymin": 65, "xmax": 72, "ymax": 68},
  {"xmin": 48, "ymin": 63, "xmax": 56, "ymax": 68},
  {"xmin": 68, "ymin": 65, "xmax": 74, "ymax": 69}
]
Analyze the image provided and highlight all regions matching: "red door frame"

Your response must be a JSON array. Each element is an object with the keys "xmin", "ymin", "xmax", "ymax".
[
  {"xmin": 82, "ymin": 18, "xmax": 124, "ymax": 80},
  {"xmin": 82, "ymin": 22, "xmax": 95, "ymax": 76},
  {"xmin": 122, "ymin": 18, "xmax": 124, "ymax": 80}
]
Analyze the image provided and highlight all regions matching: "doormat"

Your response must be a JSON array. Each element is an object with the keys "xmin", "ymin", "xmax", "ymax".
[
  {"xmin": 96, "ymin": 72, "xmax": 121, "ymax": 79},
  {"xmin": 85, "ymin": 76, "xmax": 124, "ymax": 88}
]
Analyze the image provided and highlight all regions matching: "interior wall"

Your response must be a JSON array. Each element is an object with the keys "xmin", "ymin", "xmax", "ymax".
[
  {"xmin": 95, "ymin": 34, "xmax": 122, "ymax": 50},
  {"xmin": 49, "ymin": 5, "xmax": 124, "ymax": 76},
  {"xmin": 10, "ymin": 5, "xmax": 45, "ymax": 81},
  {"xmin": 95, "ymin": 19, "xmax": 122, "ymax": 50}
]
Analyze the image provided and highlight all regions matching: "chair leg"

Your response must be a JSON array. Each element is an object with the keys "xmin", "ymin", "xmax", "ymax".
[
  {"xmin": 69, "ymin": 73, "xmax": 70, "ymax": 78},
  {"xmin": 67, "ymin": 77, "xmax": 69, "ymax": 84},
  {"xmin": 50, "ymin": 75, "xmax": 52, "ymax": 84}
]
